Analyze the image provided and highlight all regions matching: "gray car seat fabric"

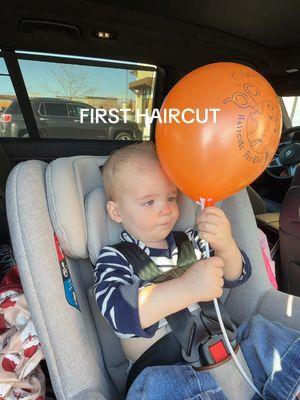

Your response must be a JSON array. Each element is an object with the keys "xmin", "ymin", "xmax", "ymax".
[
  {"xmin": 5, "ymin": 155, "xmax": 300, "ymax": 400},
  {"xmin": 5, "ymin": 159, "xmax": 113, "ymax": 400}
]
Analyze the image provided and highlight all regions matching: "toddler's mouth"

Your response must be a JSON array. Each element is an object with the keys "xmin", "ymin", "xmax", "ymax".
[{"xmin": 159, "ymin": 220, "xmax": 172, "ymax": 227}]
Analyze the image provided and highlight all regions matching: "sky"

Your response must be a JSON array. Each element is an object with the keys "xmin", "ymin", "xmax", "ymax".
[{"xmin": 0, "ymin": 56, "xmax": 153, "ymax": 102}]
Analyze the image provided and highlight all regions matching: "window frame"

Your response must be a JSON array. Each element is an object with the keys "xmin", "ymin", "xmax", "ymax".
[
  {"xmin": 0, "ymin": 49, "xmax": 163, "ymax": 141},
  {"xmin": 38, "ymin": 102, "xmax": 45, "ymax": 116}
]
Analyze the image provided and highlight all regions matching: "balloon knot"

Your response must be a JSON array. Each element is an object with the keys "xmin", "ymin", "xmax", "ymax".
[{"xmin": 198, "ymin": 197, "xmax": 214, "ymax": 209}]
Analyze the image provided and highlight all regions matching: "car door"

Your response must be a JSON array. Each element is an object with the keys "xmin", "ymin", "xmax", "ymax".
[
  {"xmin": 67, "ymin": 103, "xmax": 110, "ymax": 139},
  {"xmin": 38, "ymin": 101, "xmax": 76, "ymax": 138}
]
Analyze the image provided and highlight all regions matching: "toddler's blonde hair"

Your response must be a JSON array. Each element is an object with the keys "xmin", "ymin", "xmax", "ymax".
[{"xmin": 102, "ymin": 141, "xmax": 159, "ymax": 201}]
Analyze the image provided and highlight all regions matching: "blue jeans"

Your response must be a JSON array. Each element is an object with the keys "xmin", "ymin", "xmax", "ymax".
[{"xmin": 126, "ymin": 315, "xmax": 300, "ymax": 400}]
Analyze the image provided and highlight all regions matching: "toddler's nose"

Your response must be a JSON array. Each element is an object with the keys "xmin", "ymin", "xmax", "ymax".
[{"xmin": 160, "ymin": 203, "xmax": 172, "ymax": 216}]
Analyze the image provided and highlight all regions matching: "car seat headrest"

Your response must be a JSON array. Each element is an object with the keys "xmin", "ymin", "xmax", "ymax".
[
  {"xmin": 46, "ymin": 156, "xmax": 106, "ymax": 259},
  {"xmin": 46, "ymin": 155, "xmax": 206, "ymax": 265},
  {"xmin": 85, "ymin": 187, "xmax": 122, "ymax": 265}
]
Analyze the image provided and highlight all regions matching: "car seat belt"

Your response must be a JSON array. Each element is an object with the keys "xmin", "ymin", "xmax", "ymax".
[{"xmin": 113, "ymin": 232, "xmax": 237, "ymax": 390}]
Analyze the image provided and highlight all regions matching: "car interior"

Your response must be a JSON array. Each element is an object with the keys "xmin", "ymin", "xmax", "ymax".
[{"xmin": 1, "ymin": 1, "xmax": 300, "ymax": 399}]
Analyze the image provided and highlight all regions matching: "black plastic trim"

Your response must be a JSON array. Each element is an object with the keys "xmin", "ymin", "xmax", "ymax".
[
  {"xmin": 2, "ymin": 49, "xmax": 40, "ymax": 139},
  {"xmin": 1, "ymin": 138, "xmax": 142, "ymax": 162},
  {"xmin": 19, "ymin": 19, "xmax": 82, "ymax": 40},
  {"xmin": 16, "ymin": 51, "xmax": 157, "ymax": 72}
]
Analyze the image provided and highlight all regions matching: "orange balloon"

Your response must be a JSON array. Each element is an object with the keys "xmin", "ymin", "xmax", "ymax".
[{"xmin": 156, "ymin": 62, "xmax": 282, "ymax": 202}]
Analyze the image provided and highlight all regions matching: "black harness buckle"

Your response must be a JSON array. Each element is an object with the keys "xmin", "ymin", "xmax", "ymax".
[{"xmin": 181, "ymin": 310, "xmax": 237, "ymax": 367}]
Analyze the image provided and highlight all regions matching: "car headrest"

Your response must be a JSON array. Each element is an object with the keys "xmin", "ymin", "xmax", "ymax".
[
  {"xmin": 46, "ymin": 155, "xmax": 200, "ymax": 265},
  {"xmin": 46, "ymin": 156, "xmax": 105, "ymax": 259}
]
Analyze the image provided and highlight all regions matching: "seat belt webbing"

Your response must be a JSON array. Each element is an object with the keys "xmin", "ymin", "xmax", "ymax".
[{"xmin": 113, "ymin": 232, "xmax": 208, "ymax": 358}]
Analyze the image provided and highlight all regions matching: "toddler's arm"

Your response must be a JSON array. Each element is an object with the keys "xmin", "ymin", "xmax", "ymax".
[
  {"xmin": 138, "ymin": 256, "xmax": 224, "ymax": 329},
  {"xmin": 94, "ymin": 246, "xmax": 158, "ymax": 338},
  {"xmin": 196, "ymin": 206, "xmax": 251, "ymax": 283},
  {"xmin": 94, "ymin": 245, "xmax": 224, "ymax": 334}
]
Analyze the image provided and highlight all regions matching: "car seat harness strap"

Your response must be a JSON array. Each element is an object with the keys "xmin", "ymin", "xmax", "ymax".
[{"xmin": 113, "ymin": 232, "xmax": 237, "ymax": 391}]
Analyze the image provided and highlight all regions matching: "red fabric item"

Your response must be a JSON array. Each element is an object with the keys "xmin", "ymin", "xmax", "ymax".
[
  {"xmin": 0, "ymin": 297, "xmax": 17, "ymax": 309},
  {"xmin": 0, "ymin": 313, "xmax": 9, "ymax": 330},
  {"xmin": 0, "ymin": 250, "xmax": 46, "ymax": 399},
  {"xmin": 54, "ymin": 234, "xmax": 64, "ymax": 262},
  {"xmin": 0, "ymin": 265, "xmax": 22, "ymax": 295}
]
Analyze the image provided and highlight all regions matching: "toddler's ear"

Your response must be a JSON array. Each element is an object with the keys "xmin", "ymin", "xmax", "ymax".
[{"xmin": 107, "ymin": 201, "xmax": 122, "ymax": 223}]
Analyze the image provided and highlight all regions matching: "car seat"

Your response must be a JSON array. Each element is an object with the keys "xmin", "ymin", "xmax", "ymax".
[
  {"xmin": 246, "ymin": 186, "xmax": 280, "ymax": 256},
  {"xmin": 246, "ymin": 186, "xmax": 279, "ymax": 238},
  {"xmin": 5, "ymin": 155, "xmax": 300, "ymax": 400},
  {"xmin": 279, "ymin": 166, "xmax": 300, "ymax": 296}
]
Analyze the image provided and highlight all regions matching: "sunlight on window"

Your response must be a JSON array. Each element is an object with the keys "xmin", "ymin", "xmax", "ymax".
[{"xmin": 283, "ymin": 96, "xmax": 300, "ymax": 126}]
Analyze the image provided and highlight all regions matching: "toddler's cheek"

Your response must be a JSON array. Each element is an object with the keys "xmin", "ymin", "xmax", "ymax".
[{"xmin": 173, "ymin": 206, "xmax": 180, "ymax": 220}]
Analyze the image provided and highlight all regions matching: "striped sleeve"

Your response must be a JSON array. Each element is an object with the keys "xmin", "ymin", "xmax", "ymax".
[
  {"xmin": 94, "ymin": 246, "xmax": 158, "ymax": 338},
  {"xmin": 185, "ymin": 228, "xmax": 251, "ymax": 288},
  {"xmin": 185, "ymin": 227, "xmax": 214, "ymax": 259},
  {"xmin": 223, "ymin": 249, "xmax": 252, "ymax": 288}
]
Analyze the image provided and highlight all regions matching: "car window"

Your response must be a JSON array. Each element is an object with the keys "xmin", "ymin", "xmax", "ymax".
[
  {"xmin": 282, "ymin": 96, "xmax": 300, "ymax": 126},
  {"xmin": 15, "ymin": 53, "xmax": 156, "ymax": 140},
  {"xmin": 44, "ymin": 102, "xmax": 68, "ymax": 116},
  {"xmin": 68, "ymin": 103, "xmax": 92, "ymax": 118},
  {"xmin": 0, "ymin": 57, "xmax": 28, "ymax": 139}
]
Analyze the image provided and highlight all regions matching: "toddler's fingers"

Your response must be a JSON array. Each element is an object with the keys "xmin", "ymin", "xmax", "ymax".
[
  {"xmin": 198, "ymin": 209, "xmax": 228, "ymax": 226},
  {"xmin": 201, "ymin": 207, "xmax": 225, "ymax": 218},
  {"xmin": 197, "ymin": 222, "xmax": 219, "ymax": 234},
  {"xmin": 210, "ymin": 256, "xmax": 224, "ymax": 268},
  {"xmin": 198, "ymin": 231, "xmax": 215, "ymax": 244},
  {"xmin": 197, "ymin": 212, "xmax": 220, "ymax": 225},
  {"xmin": 197, "ymin": 220, "xmax": 220, "ymax": 231}
]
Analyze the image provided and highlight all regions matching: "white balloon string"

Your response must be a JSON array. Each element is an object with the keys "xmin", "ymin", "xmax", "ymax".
[{"xmin": 197, "ymin": 198, "xmax": 265, "ymax": 399}]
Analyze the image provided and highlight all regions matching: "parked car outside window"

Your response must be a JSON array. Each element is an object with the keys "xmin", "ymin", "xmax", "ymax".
[{"xmin": 0, "ymin": 97, "xmax": 142, "ymax": 140}]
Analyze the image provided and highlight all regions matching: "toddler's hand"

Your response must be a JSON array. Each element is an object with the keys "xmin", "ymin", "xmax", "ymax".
[
  {"xmin": 196, "ymin": 207, "xmax": 234, "ymax": 256},
  {"xmin": 180, "ymin": 257, "xmax": 224, "ymax": 302}
]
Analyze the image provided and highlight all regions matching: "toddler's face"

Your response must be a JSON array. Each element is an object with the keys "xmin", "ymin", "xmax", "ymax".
[{"xmin": 111, "ymin": 159, "xmax": 179, "ymax": 246}]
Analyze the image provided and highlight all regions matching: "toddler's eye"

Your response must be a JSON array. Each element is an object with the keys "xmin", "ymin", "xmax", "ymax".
[
  {"xmin": 144, "ymin": 200, "xmax": 154, "ymax": 206},
  {"xmin": 168, "ymin": 196, "xmax": 177, "ymax": 202}
]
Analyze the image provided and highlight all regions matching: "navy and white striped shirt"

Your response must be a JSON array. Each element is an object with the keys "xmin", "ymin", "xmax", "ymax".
[{"xmin": 94, "ymin": 229, "xmax": 251, "ymax": 338}]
